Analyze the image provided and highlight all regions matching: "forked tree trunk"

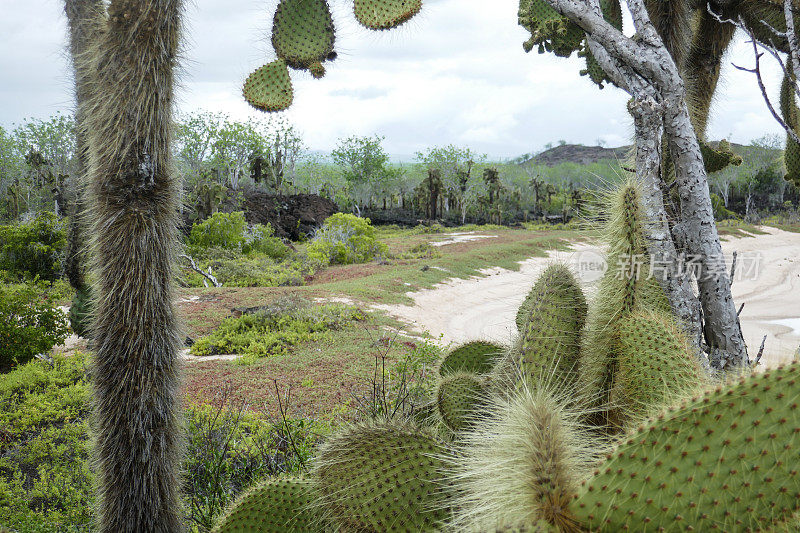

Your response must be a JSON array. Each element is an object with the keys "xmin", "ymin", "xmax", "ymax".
[
  {"xmin": 549, "ymin": 0, "xmax": 748, "ymax": 367},
  {"xmin": 81, "ymin": 0, "xmax": 186, "ymax": 530}
]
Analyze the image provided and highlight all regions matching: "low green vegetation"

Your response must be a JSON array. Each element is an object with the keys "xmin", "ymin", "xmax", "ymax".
[
  {"xmin": 190, "ymin": 296, "xmax": 366, "ymax": 363},
  {"xmin": 0, "ymin": 352, "xmax": 320, "ymax": 533}
]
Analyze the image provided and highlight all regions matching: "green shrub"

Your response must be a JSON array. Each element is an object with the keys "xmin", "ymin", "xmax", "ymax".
[
  {"xmin": 0, "ymin": 282, "xmax": 71, "ymax": 371},
  {"xmin": 306, "ymin": 213, "xmax": 388, "ymax": 265},
  {"xmin": 244, "ymin": 223, "xmax": 289, "ymax": 259},
  {"xmin": 0, "ymin": 212, "xmax": 66, "ymax": 281},
  {"xmin": 188, "ymin": 211, "xmax": 248, "ymax": 250},
  {"xmin": 187, "ymin": 212, "xmax": 290, "ymax": 260},
  {"xmin": 190, "ymin": 299, "xmax": 365, "ymax": 361},
  {"xmin": 393, "ymin": 241, "xmax": 441, "ymax": 260}
]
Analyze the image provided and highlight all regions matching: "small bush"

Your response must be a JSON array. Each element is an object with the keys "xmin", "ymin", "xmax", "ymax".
[
  {"xmin": 243, "ymin": 223, "xmax": 289, "ymax": 259},
  {"xmin": 0, "ymin": 282, "xmax": 71, "ymax": 371},
  {"xmin": 187, "ymin": 211, "xmax": 247, "ymax": 250},
  {"xmin": 0, "ymin": 212, "xmax": 66, "ymax": 281},
  {"xmin": 190, "ymin": 298, "xmax": 365, "ymax": 361},
  {"xmin": 393, "ymin": 242, "xmax": 441, "ymax": 260},
  {"xmin": 306, "ymin": 213, "xmax": 387, "ymax": 265},
  {"xmin": 187, "ymin": 212, "xmax": 289, "ymax": 260}
]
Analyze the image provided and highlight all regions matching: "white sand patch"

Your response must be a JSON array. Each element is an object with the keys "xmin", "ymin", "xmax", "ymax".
[
  {"xmin": 430, "ymin": 232, "xmax": 498, "ymax": 247},
  {"xmin": 375, "ymin": 227, "xmax": 800, "ymax": 367}
]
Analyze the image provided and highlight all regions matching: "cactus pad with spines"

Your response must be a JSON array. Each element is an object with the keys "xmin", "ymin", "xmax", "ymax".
[
  {"xmin": 518, "ymin": 264, "xmax": 587, "ymax": 387},
  {"xmin": 212, "ymin": 477, "xmax": 318, "ymax": 532},
  {"xmin": 610, "ymin": 310, "xmax": 704, "ymax": 425},
  {"xmin": 573, "ymin": 361, "xmax": 800, "ymax": 531},
  {"xmin": 271, "ymin": 0, "xmax": 335, "ymax": 73},
  {"xmin": 440, "ymin": 340, "xmax": 503, "ymax": 376},
  {"xmin": 437, "ymin": 371, "xmax": 487, "ymax": 431},
  {"xmin": 243, "ymin": 60, "xmax": 293, "ymax": 112},
  {"xmin": 780, "ymin": 71, "xmax": 800, "ymax": 188},
  {"xmin": 518, "ymin": 0, "xmax": 585, "ymax": 57},
  {"xmin": 314, "ymin": 421, "xmax": 451, "ymax": 531},
  {"xmin": 353, "ymin": 0, "xmax": 422, "ymax": 30},
  {"xmin": 700, "ymin": 139, "xmax": 742, "ymax": 174}
]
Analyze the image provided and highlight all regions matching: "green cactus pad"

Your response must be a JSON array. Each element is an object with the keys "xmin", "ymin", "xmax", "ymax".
[
  {"xmin": 271, "ymin": 0, "xmax": 335, "ymax": 71},
  {"xmin": 579, "ymin": 180, "xmax": 670, "ymax": 425},
  {"xmin": 69, "ymin": 284, "xmax": 93, "ymax": 338},
  {"xmin": 780, "ymin": 72, "xmax": 800, "ymax": 188},
  {"xmin": 700, "ymin": 139, "xmax": 743, "ymax": 174},
  {"xmin": 212, "ymin": 476, "xmax": 318, "ymax": 532},
  {"xmin": 518, "ymin": 264, "xmax": 587, "ymax": 388},
  {"xmin": 440, "ymin": 341, "xmax": 503, "ymax": 376},
  {"xmin": 610, "ymin": 310, "xmax": 704, "ymax": 425},
  {"xmin": 243, "ymin": 60, "xmax": 293, "ymax": 112},
  {"xmin": 353, "ymin": 0, "xmax": 422, "ymax": 30},
  {"xmin": 518, "ymin": 0, "xmax": 584, "ymax": 57},
  {"xmin": 573, "ymin": 361, "xmax": 800, "ymax": 531},
  {"xmin": 437, "ymin": 371, "xmax": 487, "ymax": 431},
  {"xmin": 314, "ymin": 421, "xmax": 451, "ymax": 531}
]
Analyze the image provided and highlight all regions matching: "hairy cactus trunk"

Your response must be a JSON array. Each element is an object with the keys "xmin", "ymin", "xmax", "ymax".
[
  {"xmin": 82, "ymin": 0, "xmax": 186, "ymax": 530},
  {"xmin": 64, "ymin": 0, "xmax": 103, "ymax": 290}
]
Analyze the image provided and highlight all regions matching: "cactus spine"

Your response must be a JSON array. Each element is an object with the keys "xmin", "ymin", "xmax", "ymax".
[
  {"xmin": 82, "ymin": 0, "xmax": 186, "ymax": 530},
  {"xmin": 436, "ymin": 371, "xmax": 488, "ymax": 432},
  {"xmin": 353, "ymin": 0, "xmax": 422, "ymax": 30},
  {"xmin": 449, "ymin": 382, "xmax": 602, "ymax": 532}
]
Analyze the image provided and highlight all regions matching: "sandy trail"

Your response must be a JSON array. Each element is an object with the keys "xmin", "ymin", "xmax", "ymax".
[{"xmin": 375, "ymin": 227, "xmax": 800, "ymax": 367}]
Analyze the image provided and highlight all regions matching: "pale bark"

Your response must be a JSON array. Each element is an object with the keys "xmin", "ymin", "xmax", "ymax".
[{"xmin": 548, "ymin": 0, "xmax": 749, "ymax": 367}]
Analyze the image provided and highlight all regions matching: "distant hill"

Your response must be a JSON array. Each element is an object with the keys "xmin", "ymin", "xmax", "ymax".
[
  {"xmin": 518, "ymin": 141, "xmax": 770, "ymax": 168},
  {"xmin": 519, "ymin": 144, "xmax": 631, "ymax": 167}
]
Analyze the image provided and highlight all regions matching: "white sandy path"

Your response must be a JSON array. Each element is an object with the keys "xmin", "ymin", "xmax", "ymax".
[{"xmin": 374, "ymin": 227, "xmax": 800, "ymax": 367}]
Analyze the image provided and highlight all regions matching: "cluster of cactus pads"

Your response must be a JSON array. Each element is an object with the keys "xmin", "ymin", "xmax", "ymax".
[
  {"xmin": 244, "ymin": 0, "xmax": 421, "ymax": 112},
  {"xmin": 214, "ymin": 180, "xmax": 800, "ymax": 531}
]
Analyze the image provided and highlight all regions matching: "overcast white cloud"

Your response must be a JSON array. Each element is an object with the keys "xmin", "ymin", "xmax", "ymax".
[{"xmin": 0, "ymin": 0, "xmax": 788, "ymax": 159}]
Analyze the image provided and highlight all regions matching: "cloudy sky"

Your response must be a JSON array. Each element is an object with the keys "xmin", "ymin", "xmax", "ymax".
[{"xmin": 0, "ymin": 0, "xmax": 788, "ymax": 159}]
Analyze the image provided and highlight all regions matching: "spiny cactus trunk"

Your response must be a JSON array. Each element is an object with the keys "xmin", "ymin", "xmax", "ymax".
[
  {"xmin": 64, "ymin": 0, "xmax": 103, "ymax": 290},
  {"xmin": 83, "ymin": 0, "xmax": 186, "ymax": 531}
]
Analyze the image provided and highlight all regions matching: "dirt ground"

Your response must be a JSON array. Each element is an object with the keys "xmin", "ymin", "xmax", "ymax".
[{"xmin": 375, "ymin": 227, "xmax": 800, "ymax": 367}]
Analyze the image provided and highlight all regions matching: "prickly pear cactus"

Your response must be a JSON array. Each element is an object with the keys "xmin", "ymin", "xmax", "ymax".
[
  {"xmin": 440, "ymin": 340, "xmax": 504, "ymax": 376},
  {"xmin": 781, "ymin": 72, "xmax": 800, "ymax": 188},
  {"xmin": 271, "ymin": 0, "xmax": 335, "ymax": 74},
  {"xmin": 518, "ymin": 264, "xmax": 587, "ymax": 388},
  {"xmin": 243, "ymin": 59, "xmax": 293, "ymax": 112},
  {"xmin": 314, "ymin": 420, "xmax": 451, "ymax": 531},
  {"xmin": 610, "ymin": 309, "xmax": 705, "ymax": 425},
  {"xmin": 353, "ymin": 0, "xmax": 422, "ymax": 30},
  {"xmin": 212, "ymin": 477, "xmax": 318, "ymax": 532},
  {"xmin": 449, "ymin": 383, "xmax": 601, "ymax": 531},
  {"xmin": 436, "ymin": 371, "xmax": 487, "ymax": 431},
  {"xmin": 579, "ymin": 180, "xmax": 672, "ymax": 427},
  {"xmin": 518, "ymin": 0, "xmax": 584, "ymax": 57},
  {"xmin": 700, "ymin": 139, "xmax": 743, "ymax": 174},
  {"xmin": 573, "ymin": 361, "xmax": 800, "ymax": 531}
]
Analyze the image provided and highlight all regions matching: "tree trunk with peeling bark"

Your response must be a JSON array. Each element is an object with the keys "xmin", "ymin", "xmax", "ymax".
[{"xmin": 548, "ymin": 0, "xmax": 749, "ymax": 368}]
